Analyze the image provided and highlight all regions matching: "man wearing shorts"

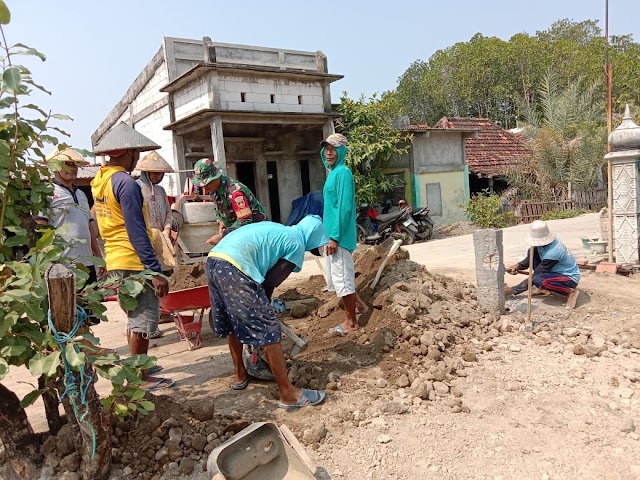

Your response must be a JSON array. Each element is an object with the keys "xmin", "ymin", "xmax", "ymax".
[
  {"xmin": 206, "ymin": 215, "xmax": 327, "ymax": 409},
  {"xmin": 91, "ymin": 122, "xmax": 173, "ymax": 391},
  {"xmin": 321, "ymin": 133, "xmax": 367, "ymax": 336}
]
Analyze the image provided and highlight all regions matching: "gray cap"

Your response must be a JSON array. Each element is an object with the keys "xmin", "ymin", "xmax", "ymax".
[{"xmin": 93, "ymin": 122, "xmax": 160, "ymax": 155}]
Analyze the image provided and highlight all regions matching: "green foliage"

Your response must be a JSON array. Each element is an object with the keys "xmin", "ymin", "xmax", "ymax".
[
  {"xmin": 395, "ymin": 18, "xmax": 640, "ymax": 126},
  {"xmin": 335, "ymin": 92, "xmax": 410, "ymax": 204},
  {"xmin": 464, "ymin": 190, "xmax": 517, "ymax": 229},
  {"xmin": 0, "ymin": 5, "xmax": 154, "ymax": 425},
  {"xmin": 540, "ymin": 209, "xmax": 588, "ymax": 221},
  {"xmin": 507, "ymin": 71, "xmax": 607, "ymax": 200}
]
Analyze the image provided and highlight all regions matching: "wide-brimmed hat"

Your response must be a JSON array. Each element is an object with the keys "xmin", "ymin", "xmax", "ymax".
[
  {"xmin": 526, "ymin": 220, "xmax": 556, "ymax": 246},
  {"xmin": 135, "ymin": 151, "xmax": 174, "ymax": 173},
  {"xmin": 320, "ymin": 133, "xmax": 348, "ymax": 148},
  {"xmin": 46, "ymin": 147, "xmax": 90, "ymax": 166},
  {"xmin": 191, "ymin": 158, "xmax": 222, "ymax": 186},
  {"xmin": 46, "ymin": 148, "xmax": 90, "ymax": 173},
  {"xmin": 93, "ymin": 122, "xmax": 160, "ymax": 155}
]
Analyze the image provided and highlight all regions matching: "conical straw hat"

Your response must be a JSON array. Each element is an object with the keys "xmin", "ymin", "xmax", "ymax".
[
  {"xmin": 93, "ymin": 122, "xmax": 160, "ymax": 154},
  {"xmin": 135, "ymin": 151, "xmax": 174, "ymax": 173},
  {"xmin": 46, "ymin": 147, "xmax": 90, "ymax": 165}
]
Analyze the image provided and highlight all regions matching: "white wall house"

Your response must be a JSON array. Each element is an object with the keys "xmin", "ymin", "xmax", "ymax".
[{"xmin": 92, "ymin": 37, "xmax": 342, "ymax": 223}]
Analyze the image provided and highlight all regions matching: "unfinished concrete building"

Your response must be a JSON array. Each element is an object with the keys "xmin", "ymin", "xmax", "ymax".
[{"xmin": 91, "ymin": 37, "xmax": 342, "ymax": 222}]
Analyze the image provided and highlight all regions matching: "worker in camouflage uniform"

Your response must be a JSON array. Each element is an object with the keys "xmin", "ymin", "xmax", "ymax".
[{"xmin": 191, "ymin": 158, "xmax": 267, "ymax": 245}]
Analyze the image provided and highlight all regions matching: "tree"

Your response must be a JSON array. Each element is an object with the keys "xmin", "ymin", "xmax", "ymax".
[
  {"xmin": 0, "ymin": 3, "xmax": 157, "ymax": 478},
  {"xmin": 508, "ymin": 71, "xmax": 607, "ymax": 200},
  {"xmin": 335, "ymin": 92, "xmax": 411, "ymax": 204}
]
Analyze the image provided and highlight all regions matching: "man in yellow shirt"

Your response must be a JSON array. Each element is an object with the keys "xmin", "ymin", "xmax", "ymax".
[{"xmin": 91, "ymin": 122, "xmax": 173, "ymax": 391}]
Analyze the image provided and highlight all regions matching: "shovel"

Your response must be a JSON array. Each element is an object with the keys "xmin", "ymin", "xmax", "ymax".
[{"xmin": 278, "ymin": 320, "xmax": 309, "ymax": 357}]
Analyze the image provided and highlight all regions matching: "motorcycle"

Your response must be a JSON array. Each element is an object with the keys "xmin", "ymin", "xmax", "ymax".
[
  {"xmin": 356, "ymin": 203, "xmax": 415, "ymax": 245},
  {"xmin": 407, "ymin": 207, "xmax": 434, "ymax": 241}
]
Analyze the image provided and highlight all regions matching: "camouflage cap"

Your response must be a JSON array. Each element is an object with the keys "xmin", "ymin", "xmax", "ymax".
[
  {"xmin": 320, "ymin": 133, "xmax": 348, "ymax": 147},
  {"xmin": 191, "ymin": 158, "xmax": 222, "ymax": 186}
]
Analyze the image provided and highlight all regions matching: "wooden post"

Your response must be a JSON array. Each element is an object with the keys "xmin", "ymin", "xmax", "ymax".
[
  {"xmin": 526, "ymin": 246, "xmax": 535, "ymax": 323},
  {"xmin": 46, "ymin": 264, "xmax": 111, "ymax": 480}
]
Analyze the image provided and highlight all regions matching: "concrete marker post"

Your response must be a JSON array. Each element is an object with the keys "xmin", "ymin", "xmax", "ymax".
[{"xmin": 473, "ymin": 229, "xmax": 505, "ymax": 316}]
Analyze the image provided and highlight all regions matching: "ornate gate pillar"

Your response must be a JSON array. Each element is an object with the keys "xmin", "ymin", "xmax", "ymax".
[{"xmin": 606, "ymin": 105, "xmax": 640, "ymax": 265}]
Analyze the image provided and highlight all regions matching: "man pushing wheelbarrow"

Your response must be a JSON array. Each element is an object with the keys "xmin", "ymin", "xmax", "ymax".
[{"xmin": 206, "ymin": 215, "xmax": 327, "ymax": 410}]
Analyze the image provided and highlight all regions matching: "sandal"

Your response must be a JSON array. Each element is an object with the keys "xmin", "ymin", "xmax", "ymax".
[
  {"xmin": 231, "ymin": 376, "xmax": 251, "ymax": 390},
  {"xmin": 146, "ymin": 365, "xmax": 164, "ymax": 376},
  {"xmin": 277, "ymin": 389, "xmax": 325, "ymax": 410},
  {"xmin": 144, "ymin": 378, "xmax": 176, "ymax": 392}
]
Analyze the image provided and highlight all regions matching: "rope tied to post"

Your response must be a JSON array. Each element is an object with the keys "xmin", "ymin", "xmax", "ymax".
[{"xmin": 47, "ymin": 305, "xmax": 97, "ymax": 459}]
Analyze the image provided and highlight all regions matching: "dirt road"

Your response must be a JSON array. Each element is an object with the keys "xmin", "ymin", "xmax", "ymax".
[{"xmin": 4, "ymin": 212, "xmax": 640, "ymax": 480}]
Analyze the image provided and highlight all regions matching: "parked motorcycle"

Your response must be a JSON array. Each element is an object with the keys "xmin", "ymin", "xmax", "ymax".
[
  {"xmin": 408, "ymin": 207, "xmax": 434, "ymax": 241},
  {"xmin": 356, "ymin": 203, "xmax": 415, "ymax": 245}
]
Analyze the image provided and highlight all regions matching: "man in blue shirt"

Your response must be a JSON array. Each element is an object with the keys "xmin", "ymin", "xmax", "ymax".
[
  {"xmin": 206, "ymin": 215, "xmax": 327, "ymax": 409},
  {"xmin": 504, "ymin": 220, "xmax": 581, "ymax": 308}
]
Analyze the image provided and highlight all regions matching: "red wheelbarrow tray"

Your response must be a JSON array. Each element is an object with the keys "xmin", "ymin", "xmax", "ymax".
[{"xmin": 159, "ymin": 285, "xmax": 210, "ymax": 312}]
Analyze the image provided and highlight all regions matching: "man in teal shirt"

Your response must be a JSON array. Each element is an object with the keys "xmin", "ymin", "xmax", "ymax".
[
  {"xmin": 206, "ymin": 215, "xmax": 327, "ymax": 409},
  {"xmin": 321, "ymin": 133, "xmax": 367, "ymax": 336}
]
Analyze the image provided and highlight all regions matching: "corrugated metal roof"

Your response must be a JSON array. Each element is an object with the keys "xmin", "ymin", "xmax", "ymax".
[{"xmin": 77, "ymin": 165, "xmax": 100, "ymax": 179}]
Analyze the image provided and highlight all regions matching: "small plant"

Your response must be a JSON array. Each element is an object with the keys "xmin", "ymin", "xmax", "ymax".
[
  {"xmin": 463, "ymin": 189, "xmax": 517, "ymax": 229},
  {"xmin": 540, "ymin": 209, "xmax": 588, "ymax": 221}
]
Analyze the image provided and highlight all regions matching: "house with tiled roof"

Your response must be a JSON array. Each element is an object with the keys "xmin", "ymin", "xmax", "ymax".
[
  {"xmin": 433, "ymin": 117, "xmax": 530, "ymax": 193},
  {"xmin": 389, "ymin": 118, "xmax": 478, "ymax": 224}
]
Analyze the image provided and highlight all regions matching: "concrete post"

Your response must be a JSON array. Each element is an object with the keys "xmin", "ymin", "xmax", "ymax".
[
  {"xmin": 473, "ymin": 229, "xmax": 505, "ymax": 315},
  {"xmin": 210, "ymin": 115, "xmax": 227, "ymax": 173}
]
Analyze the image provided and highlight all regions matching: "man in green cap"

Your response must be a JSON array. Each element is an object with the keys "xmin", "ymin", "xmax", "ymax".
[{"xmin": 190, "ymin": 159, "xmax": 267, "ymax": 245}]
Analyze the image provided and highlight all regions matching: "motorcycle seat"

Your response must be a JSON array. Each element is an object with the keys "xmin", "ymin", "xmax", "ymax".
[{"xmin": 376, "ymin": 211, "xmax": 404, "ymax": 223}]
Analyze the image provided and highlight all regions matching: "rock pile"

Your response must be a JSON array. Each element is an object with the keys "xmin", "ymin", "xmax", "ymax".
[{"xmin": 36, "ymin": 396, "xmax": 251, "ymax": 480}]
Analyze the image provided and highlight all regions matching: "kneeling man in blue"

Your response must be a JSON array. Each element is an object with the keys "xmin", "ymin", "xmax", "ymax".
[
  {"xmin": 504, "ymin": 220, "xmax": 580, "ymax": 309},
  {"xmin": 206, "ymin": 215, "xmax": 327, "ymax": 409}
]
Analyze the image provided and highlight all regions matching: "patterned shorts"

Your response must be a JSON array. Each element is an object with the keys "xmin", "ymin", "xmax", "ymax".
[{"xmin": 205, "ymin": 257, "xmax": 281, "ymax": 345}]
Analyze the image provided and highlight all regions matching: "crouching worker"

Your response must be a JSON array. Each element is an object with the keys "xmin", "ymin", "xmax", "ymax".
[
  {"xmin": 504, "ymin": 220, "xmax": 580, "ymax": 309},
  {"xmin": 206, "ymin": 215, "xmax": 327, "ymax": 409}
]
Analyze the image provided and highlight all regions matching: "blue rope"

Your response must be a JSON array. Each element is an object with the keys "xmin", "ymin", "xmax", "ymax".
[{"xmin": 48, "ymin": 305, "xmax": 97, "ymax": 459}]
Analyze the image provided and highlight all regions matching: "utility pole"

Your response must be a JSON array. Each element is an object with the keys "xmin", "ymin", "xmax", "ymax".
[{"xmin": 605, "ymin": 0, "xmax": 614, "ymax": 263}]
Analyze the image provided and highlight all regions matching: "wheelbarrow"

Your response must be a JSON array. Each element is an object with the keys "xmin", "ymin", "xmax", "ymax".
[
  {"xmin": 159, "ymin": 285, "xmax": 210, "ymax": 350},
  {"xmin": 207, "ymin": 422, "xmax": 316, "ymax": 480}
]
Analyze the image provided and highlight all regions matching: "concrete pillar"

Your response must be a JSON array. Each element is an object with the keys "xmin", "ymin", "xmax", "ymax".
[
  {"xmin": 210, "ymin": 115, "xmax": 227, "ymax": 173},
  {"xmin": 473, "ymin": 229, "xmax": 505, "ymax": 315},
  {"xmin": 606, "ymin": 150, "xmax": 640, "ymax": 264},
  {"xmin": 172, "ymin": 133, "xmax": 187, "ymax": 193},
  {"xmin": 606, "ymin": 105, "xmax": 640, "ymax": 265}
]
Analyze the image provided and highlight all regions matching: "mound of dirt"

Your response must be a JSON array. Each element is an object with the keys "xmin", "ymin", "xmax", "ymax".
[
  {"xmin": 170, "ymin": 262, "xmax": 207, "ymax": 291},
  {"xmin": 433, "ymin": 221, "xmax": 477, "ymax": 239},
  {"xmin": 283, "ymin": 243, "xmax": 521, "ymax": 410},
  {"xmin": 37, "ymin": 393, "xmax": 254, "ymax": 480}
]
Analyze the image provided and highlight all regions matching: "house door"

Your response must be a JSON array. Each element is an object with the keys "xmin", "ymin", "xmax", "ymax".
[
  {"xmin": 267, "ymin": 161, "xmax": 281, "ymax": 223},
  {"xmin": 235, "ymin": 162, "xmax": 257, "ymax": 196}
]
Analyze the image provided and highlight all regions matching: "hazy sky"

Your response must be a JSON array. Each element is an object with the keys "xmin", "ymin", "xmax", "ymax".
[{"xmin": 8, "ymin": 0, "xmax": 639, "ymax": 150}]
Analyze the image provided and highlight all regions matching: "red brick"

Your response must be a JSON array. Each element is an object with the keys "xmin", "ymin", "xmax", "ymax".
[
  {"xmin": 595, "ymin": 262, "xmax": 617, "ymax": 274},
  {"xmin": 576, "ymin": 258, "xmax": 589, "ymax": 266}
]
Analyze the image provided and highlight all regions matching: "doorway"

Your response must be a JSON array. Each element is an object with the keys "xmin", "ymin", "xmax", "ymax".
[
  {"xmin": 267, "ymin": 161, "xmax": 281, "ymax": 223},
  {"xmin": 235, "ymin": 162, "xmax": 257, "ymax": 196}
]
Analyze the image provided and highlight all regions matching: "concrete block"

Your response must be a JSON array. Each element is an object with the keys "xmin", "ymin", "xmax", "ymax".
[
  {"xmin": 301, "ymin": 104, "xmax": 324, "ymax": 114},
  {"xmin": 278, "ymin": 104, "xmax": 303, "ymax": 113},
  {"xmin": 473, "ymin": 229, "xmax": 505, "ymax": 315},
  {"xmin": 595, "ymin": 262, "xmax": 617, "ymax": 274},
  {"xmin": 249, "ymin": 93, "xmax": 272, "ymax": 104}
]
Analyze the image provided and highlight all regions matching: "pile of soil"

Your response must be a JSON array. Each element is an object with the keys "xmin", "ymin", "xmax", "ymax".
[
  {"xmin": 170, "ymin": 263, "xmax": 207, "ymax": 292},
  {"xmin": 433, "ymin": 221, "xmax": 477, "ymax": 239},
  {"xmin": 37, "ymin": 394, "xmax": 254, "ymax": 480},
  {"xmin": 274, "ymin": 243, "xmax": 512, "ymax": 410}
]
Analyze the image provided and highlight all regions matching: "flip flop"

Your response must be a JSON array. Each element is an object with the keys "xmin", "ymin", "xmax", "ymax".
[
  {"xmin": 144, "ymin": 378, "xmax": 176, "ymax": 392},
  {"xmin": 277, "ymin": 389, "xmax": 325, "ymax": 410},
  {"xmin": 146, "ymin": 365, "xmax": 163, "ymax": 376},
  {"xmin": 326, "ymin": 324, "xmax": 346, "ymax": 337},
  {"xmin": 231, "ymin": 376, "xmax": 251, "ymax": 390}
]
